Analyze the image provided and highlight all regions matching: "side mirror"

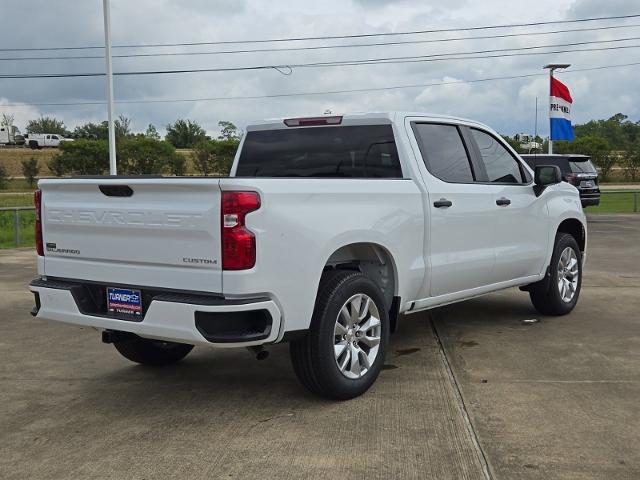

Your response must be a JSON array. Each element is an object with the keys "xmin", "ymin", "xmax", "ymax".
[
  {"xmin": 533, "ymin": 165, "xmax": 561, "ymax": 196},
  {"xmin": 535, "ymin": 165, "xmax": 561, "ymax": 186}
]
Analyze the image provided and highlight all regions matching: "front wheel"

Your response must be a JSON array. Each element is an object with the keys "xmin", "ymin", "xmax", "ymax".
[
  {"xmin": 290, "ymin": 270, "xmax": 389, "ymax": 400},
  {"xmin": 113, "ymin": 335, "xmax": 194, "ymax": 366},
  {"xmin": 529, "ymin": 233, "xmax": 582, "ymax": 316}
]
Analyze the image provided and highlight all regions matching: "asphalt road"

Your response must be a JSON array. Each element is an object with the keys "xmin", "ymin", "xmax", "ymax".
[{"xmin": 0, "ymin": 215, "xmax": 638, "ymax": 479}]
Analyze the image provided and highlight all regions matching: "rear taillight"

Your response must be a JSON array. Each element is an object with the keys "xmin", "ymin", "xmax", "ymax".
[
  {"xmin": 565, "ymin": 173, "xmax": 578, "ymax": 185},
  {"xmin": 221, "ymin": 191, "xmax": 260, "ymax": 270},
  {"xmin": 34, "ymin": 189, "xmax": 43, "ymax": 256}
]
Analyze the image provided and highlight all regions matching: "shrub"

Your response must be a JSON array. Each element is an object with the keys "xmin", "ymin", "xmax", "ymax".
[
  {"xmin": 167, "ymin": 152, "xmax": 186, "ymax": 176},
  {"xmin": 0, "ymin": 164, "xmax": 9, "ymax": 189},
  {"xmin": 21, "ymin": 157, "xmax": 41, "ymax": 188},
  {"xmin": 56, "ymin": 139, "xmax": 109, "ymax": 175},
  {"xmin": 117, "ymin": 137, "xmax": 180, "ymax": 175},
  {"xmin": 192, "ymin": 138, "xmax": 239, "ymax": 176},
  {"xmin": 192, "ymin": 139, "xmax": 217, "ymax": 176},
  {"xmin": 212, "ymin": 139, "xmax": 239, "ymax": 175},
  {"xmin": 47, "ymin": 155, "xmax": 67, "ymax": 177},
  {"xmin": 622, "ymin": 143, "xmax": 640, "ymax": 181}
]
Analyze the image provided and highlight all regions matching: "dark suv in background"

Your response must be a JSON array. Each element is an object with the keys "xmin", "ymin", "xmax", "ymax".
[{"xmin": 521, "ymin": 154, "xmax": 600, "ymax": 207}]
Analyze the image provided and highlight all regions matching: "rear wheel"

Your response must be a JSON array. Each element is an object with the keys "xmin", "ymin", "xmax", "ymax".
[
  {"xmin": 113, "ymin": 335, "xmax": 193, "ymax": 366},
  {"xmin": 529, "ymin": 233, "xmax": 582, "ymax": 316},
  {"xmin": 290, "ymin": 270, "xmax": 389, "ymax": 400}
]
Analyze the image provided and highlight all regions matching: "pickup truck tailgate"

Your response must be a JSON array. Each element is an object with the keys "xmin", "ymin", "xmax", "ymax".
[{"xmin": 39, "ymin": 178, "xmax": 222, "ymax": 293}]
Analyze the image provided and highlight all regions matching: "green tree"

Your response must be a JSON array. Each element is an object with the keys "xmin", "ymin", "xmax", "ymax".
[
  {"xmin": 115, "ymin": 114, "xmax": 132, "ymax": 139},
  {"xmin": 145, "ymin": 123, "xmax": 160, "ymax": 140},
  {"xmin": 165, "ymin": 119, "xmax": 207, "ymax": 148},
  {"xmin": 218, "ymin": 121, "xmax": 241, "ymax": 141},
  {"xmin": 73, "ymin": 121, "xmax": 109, "ymax": 140},
  {"xmin": 21, "ymin": 157, "xmax": 41, "ymax": 188},
  {"xmin": 555, "ymin": 135, "xmax": 614, "ymax": 179},
  {"xmin": 26, "ymin": 116, "xmax": 68, "ymax": 135},
  {"xmin": 622, "ymin": 140, "xmax": 640, "ymax": 181}
]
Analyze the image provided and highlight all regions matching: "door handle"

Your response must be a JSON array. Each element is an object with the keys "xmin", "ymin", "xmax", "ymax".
[
  {"xmin": 433, "ymin": 198, "xmax": 453, "ymax": 208},
  {"xmin": 496, "ymin": 197, "xmax": 511, "ymax": 206}
]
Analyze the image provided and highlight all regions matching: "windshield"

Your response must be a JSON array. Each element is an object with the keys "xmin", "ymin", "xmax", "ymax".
[
  {"xmin": 236, "ymin": 125, "xmax": 402, "ymax": 178},
  {"xmin": 569, "ymin": 159, "xmax": 597, "ymax": 173}
]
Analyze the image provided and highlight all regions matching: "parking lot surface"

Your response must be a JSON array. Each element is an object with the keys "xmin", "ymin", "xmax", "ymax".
[{"xmin": 1, "ymin": 215, "xmax": 638, "ymax": 479}]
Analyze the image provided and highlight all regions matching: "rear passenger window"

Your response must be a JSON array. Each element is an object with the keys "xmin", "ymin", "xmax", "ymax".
[
  {"xmin": 412, "ymin": 123, "xmax": 474, "ymax": 183},
  {"xmin": 471, "ymin": 129, "xmax": 525, "ymax": 183}
]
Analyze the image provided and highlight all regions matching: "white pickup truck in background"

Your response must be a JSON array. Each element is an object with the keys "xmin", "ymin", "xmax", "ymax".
[
  {"xmin": 24, "ymin": 133, "xmax": 73, "ymax": 149},
  {"xmin": 30, "ymin": 112, "xmax": 587, "ymax": 399}
]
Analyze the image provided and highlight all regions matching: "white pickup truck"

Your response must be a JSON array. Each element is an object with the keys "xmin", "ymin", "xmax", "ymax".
[
  {"xmin": 24, "ymin": 133, "xmax": 72, "ymax": 149},
  {"xmin": 30, "ymin": 112, "xmax": 586, "ymax": 399}
]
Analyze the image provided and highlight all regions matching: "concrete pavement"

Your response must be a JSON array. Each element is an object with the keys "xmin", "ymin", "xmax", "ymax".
[{"xmin": 0, "ymin": 215, "xmax": 638, "ymax": 479}]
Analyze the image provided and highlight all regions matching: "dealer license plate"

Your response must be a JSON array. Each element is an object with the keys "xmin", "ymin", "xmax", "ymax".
[{"xmin": 107, "ymin": 287, "xmax": 142, "ymax": 316}]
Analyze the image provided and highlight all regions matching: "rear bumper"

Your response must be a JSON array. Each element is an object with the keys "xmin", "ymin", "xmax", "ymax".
[
  {"xmin": 29, "ymin": 278, "xmax": 282, "ymax": 348},
  {"xmin": 580, "ymin": 196, "xmax": 600, "ymax": 207},
  {"xmin": 578, "ymin": 188, "xmax": 600, "ymax": 207}
]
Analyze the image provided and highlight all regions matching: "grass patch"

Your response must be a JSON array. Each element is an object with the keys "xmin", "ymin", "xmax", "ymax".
[
  {"xmin": 588, "ymin": 191, "xmax": 639, "ymax": 214},
  {"xmin": 0, "ymin": 193, "xmax": 34, "ymax": 208},
  {"xmin": 0, "ymin": 210, "xmax": 35, "ymax": 248},
  {"xmin": 0, "ymin": 193, "xmax": 35, "ymax": 248},
  {"xmin": 2, "ymin": 178, "xmax": 37, "ymax": 192}
]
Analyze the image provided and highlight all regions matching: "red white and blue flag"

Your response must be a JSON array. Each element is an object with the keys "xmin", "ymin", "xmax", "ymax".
[{"xmin": 549, "ymin": 76, "xmax": 575, "ymax": 141}]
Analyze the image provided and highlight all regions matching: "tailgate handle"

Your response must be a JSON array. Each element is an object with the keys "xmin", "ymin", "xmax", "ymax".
[{"xmin": 99, "ymin": 185, "xmax": 133, "ymax": 197}]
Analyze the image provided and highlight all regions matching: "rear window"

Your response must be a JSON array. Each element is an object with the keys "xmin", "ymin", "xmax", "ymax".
[
  {"xmin": 235, "ymin": 125, "xmax": 402, "ymax": 178},
  {"xmin": 569, "ymin": 159, "xmax": 597, "ymax": 173}
]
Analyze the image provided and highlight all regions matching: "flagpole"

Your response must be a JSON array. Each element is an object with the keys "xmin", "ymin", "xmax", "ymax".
[
  {"xmin": 543, "ymin": 63, "xmax": 571, "ymax": 155},
  {"xmin": 548, "ymin": 69, "xmax": 554, "ymax": 155}
]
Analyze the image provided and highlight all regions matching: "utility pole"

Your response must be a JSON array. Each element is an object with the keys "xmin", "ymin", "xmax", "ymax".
[
  {"xmin": 543, "ymin": 63, "xmax": 571, "ymax": 154},
  {"xmin": 103, "ymin": 0, "xmax": 117, "ymax": 175}
]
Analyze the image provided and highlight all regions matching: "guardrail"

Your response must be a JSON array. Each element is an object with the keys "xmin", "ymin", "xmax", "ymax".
[{"xmin": 0, "ymin": 206, "xmax": 35, "ymax": 247}]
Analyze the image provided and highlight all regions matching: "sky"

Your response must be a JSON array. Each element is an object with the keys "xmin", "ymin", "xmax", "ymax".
[{"xmin": 0, "ymin": 0, "xmax": 639, "ymax": 137}]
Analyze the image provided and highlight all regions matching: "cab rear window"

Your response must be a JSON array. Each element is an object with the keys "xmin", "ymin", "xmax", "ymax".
[
  {"xmin": 569, "ymin": 160, "xmax": 597, "ymax": 173},
  {"xmin": 235, "ymin": 125, "xmax": 402, "ymax": 178}
]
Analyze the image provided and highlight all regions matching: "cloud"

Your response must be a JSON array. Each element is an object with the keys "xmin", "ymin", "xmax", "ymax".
[{"xmin": 0, "ymin": 0, "xmax": 638, "ymax": 138}]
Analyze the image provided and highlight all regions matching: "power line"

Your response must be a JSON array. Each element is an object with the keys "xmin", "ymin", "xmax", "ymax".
[
  {"xmin": 2, "ymin": 61, "xmax": 639, "ymax": 107},
  {"xmin": 286, "ymin": 36, "xmax": 640, "ymax": 67},
  {"xmin": 1, "ymin": 39, "xmax": 639, "ymax": 79},
  {"xmin": 1, "ymin": 13, "xmax": 640, "ymax": 52},
  {"xmin": 2, "ymin": 23, "xmax": 640, "ymax": 62}
]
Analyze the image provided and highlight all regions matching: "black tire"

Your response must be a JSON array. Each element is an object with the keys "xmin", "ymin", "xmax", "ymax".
[
  {"xmin": 290, "ymin": 270, "xmax": 389, "ymax": 400},
  {"xmin": 529, "ymin": 233, "xmax": 582, "ymax": 316},
  {"xmin": 113, "ymin": 335, "xmax": 194, "ymax": 366}
]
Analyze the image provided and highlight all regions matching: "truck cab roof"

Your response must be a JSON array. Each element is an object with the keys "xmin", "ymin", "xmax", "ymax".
[{"xmin": 246, "ymin": 111, "xmax": 494, "ymax": 132}]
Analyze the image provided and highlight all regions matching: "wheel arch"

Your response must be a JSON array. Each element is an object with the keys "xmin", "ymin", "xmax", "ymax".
[
  {"xmin": 557, "ymin": 217, "xmax": 586, "ymax": 253},
  {"xmin": 323, "ymin": 242, "xmax": 401, "ymax": 333}
]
